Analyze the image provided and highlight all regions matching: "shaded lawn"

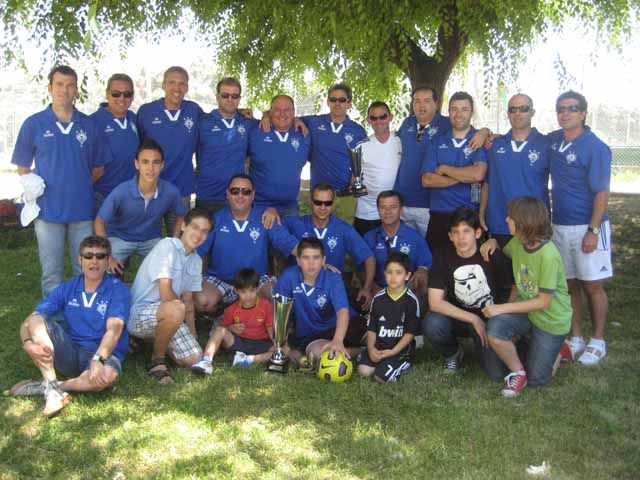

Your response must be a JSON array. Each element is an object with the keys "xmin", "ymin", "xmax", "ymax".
[{"xmin": 1, "ymin": 195, "xmax": 639, "ymax": 479}]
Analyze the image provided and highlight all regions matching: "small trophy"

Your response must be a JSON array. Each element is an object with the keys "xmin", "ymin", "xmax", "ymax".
[
  {"xmin": 266, "ymin": 293, "xmax": 294, "ymax": 375},
  {"xmin": 349, "ymin": 142, "xmax": 368, "ymax": 198}
]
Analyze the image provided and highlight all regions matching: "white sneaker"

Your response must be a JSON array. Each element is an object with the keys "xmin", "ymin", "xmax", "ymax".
[
  {"xmin": 568, "ymin": 337, "xmax": 586, "ymax": 358},
  {"xmin": 43, "ymin": 381, "xmax": 71, "ymax": 418},
  {"xmin": 191, "ymin": 358, "xmax": 213, "ymax": 376},
  {"xmin": 578, "ymin": 343, "xmax": 607, "ymax": 366},
  {"xmin": 232, "ymin": 351, "xmax": 253, "ymax": 367}
]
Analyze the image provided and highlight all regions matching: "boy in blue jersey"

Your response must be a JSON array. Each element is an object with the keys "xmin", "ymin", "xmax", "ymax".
[
  {"xmin": 136, "ymin": 66, "xmax": 202, "ymax": 235},
  {"xmin": 91, "ymin": 73, "xmax": 140, "ymax": 212},
  {"xmin": 12, "ymin": 65, "xmax": 106, "ymax": 295},
  {"xmin": 10, "ymin": 236, "xmax": 130, "ymax": 418},
  {"xmin": 549, "ymin": 91, "xmax": 613, "ymax": 366},
  {"xmin": 248, "ymin": 95, "xmax": 310, "ymax": 217},
  {"xmin": 284, "ymin": 183, "xmax": 376, "ymax": 309},
  {"xmin": 364, "ymin": 191, "xmax": 432, "ymax": 301},
  {"xmin": 394, "ymin": 86, "xmax": 489, "ymax": 237},
  {"xmin": 274, "ymin": 238, "xmax": 366, "ymax": 364},
  {"xmin": 196, "ymin": 77, "xmax": 259, "ymax": 215},
  {"xmin": 480, "ymin": 94, "xmax": 550, "ymax": 248},
  {"xmin": 95, "ymin": 138, "xmax": 187, "ymax": 276},
  {"xmin": 422, "ymin": 91, "xmax": 488, "ymax": 254},
  {"xmin": 195, "ymin": 174, "xmax": 299, "ymax": 316}
]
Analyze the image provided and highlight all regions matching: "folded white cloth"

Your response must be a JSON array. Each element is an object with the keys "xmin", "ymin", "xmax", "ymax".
[{"xmin": 19, "ymin": 173, "xmax": 45, "ymax": 226}]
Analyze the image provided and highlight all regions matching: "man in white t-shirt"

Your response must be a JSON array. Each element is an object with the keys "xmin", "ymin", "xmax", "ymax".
[{"xmin": 354, "ymin": 101, "xmax": 402, "ymax": 236}]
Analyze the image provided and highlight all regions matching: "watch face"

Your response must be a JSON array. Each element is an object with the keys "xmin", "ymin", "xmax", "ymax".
[{"xmin": 590, "ymin": 227, "xmax": 600, "ymax": 235}]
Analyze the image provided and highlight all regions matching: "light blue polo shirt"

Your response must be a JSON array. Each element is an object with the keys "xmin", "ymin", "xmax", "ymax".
[
  {"xmin": 91, "ymin": 104, "xmax": 139, "ymax": 196},
  {"xmin": 548, "ymin": 128, "xmax": 611, "ymax": 225},
  {"xmin": 136, "ymin": 99, "xmax": 203, "ymax": 197},
  {"xmin": 35, "ymin": 273, "xmax": 131, "ymax": 360},
  {"xmin": 393, "ymin": 113, "xmax": 451, "ymax": 208},
  {"xmin": 196, "ymin": 110, "xmax": 259, "ymax": 201},
  {"xmin": 301, "ymin": 114, "xmax": 367, "ymax": 190},
  {"xmin": 11, "ymin": 105, "xmax": 106, "ymax": 223},
  {"xmin": 422, "ymin": 127, "xmax": 487, "ymax": 212},
  {"xmin": 197, "ymin": 205, "xmax": 298, "ymax": 283},
  {"xmin": 248, "ymin": 127, "xmax": 311, "ymax": 209},
  {"xmin": 284, "ymin": 214, "xmax": 373, "ymax": 271},
  {"xmin": 364, "ymin": 222, "xmax": 433, "ymax": 287},
  {"xmin": 486, "ymin": 128, "xmax": 551, "ymax": 235},
  {"xmin": 274, "ymin": 266, "xmax": 349, "ymax": 341},
  {"xmin": 97, "ymin": 178, "xmax": 187, "ymax": 242}
]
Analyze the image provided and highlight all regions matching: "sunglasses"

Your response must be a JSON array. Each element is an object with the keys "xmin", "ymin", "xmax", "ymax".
[
  {"xmin": 220, "ymin": 92, "xmax": 241, "ymax": 99},
  {"xmin": 312, "ymin": 199, "xmax": 334, "ymax": 207},
  {"xmin": 328, "ymin": 97, "xmax": 349, "ymax": 103},
  {"xmin": 110, "ymin": 90, "xmax": 134, "ymax": 99},
  {"xmin": 556, "ymin": 105, "xmax": 583, "ymax": 113},
  {"xmin": 229, "ymin": 187, "xmax": 253, "ymax": 196},
  {"xmin": 81, "ymin": 252, "xmax": 108, "ymax": 260},
  {"xmin": 507, "ymin": 105, "xmax": 531, "ymax": 113},
  {"xmin": 369, "ymin": 113, "xmax": 389, "ymax": 121}
]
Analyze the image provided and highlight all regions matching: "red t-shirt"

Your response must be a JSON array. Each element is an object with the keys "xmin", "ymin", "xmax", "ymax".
[{"xmin": 222, "ymin": 298, "xmax": 273, "ymax": 341}]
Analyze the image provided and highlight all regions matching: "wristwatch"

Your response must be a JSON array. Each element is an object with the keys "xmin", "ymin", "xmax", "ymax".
[
  {"xmin": 92, "ymin": 353, "xmax": 106, "ymax": 364},
  {"xmin": 587, "ymin": 226, "xmax": 600, "ymax": 235}
]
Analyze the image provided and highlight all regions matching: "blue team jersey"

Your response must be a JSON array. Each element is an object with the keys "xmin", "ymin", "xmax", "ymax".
[
  {"xmin": 248, "ymin": 127, "xmax": 310, "ymax": 209},
  {"xmin": 196, "ymin": 110, "xmax": 259, "ymax": 201},
  {"xmin": 136, "ymin": 99, "xmax": 203, "ymax": 197},
  {"xmin": 487, "ymin": 128, "xmax": 550, "ymax": 235},
  {"xmin": 364, "ymin": 222, "xmax": 433, "ymax": 286},
  {"xmin": 283, "ymin": 214, "xmax": 373, "ymax": 271},
  {"xmin": 548, "ymin": 128, "xmax": 611, "ymax": 225},
  {"xmin": 35, "ymin": 273, "xmax": 130, "ymax": 360},
  {"xmin": 422, "ymin": 128, "xmax": 487, "ymax": 212},
  {"xmin": 197, "ymin": 206, "xmax": 298, "ymax": 282},
  {"xmin": 11, "ymin": 106, "xmax": 106, "ymax": 223},
  {"xmin": 301, "ymin": 114, "xmax": 367, "ymax": 190},
  {"xmin": 97, "ymin": 178, "xmax": 187, "ymax": 242},
  {"xmin": 91, "ymin": 104, "xmax": 139, "ymax": 196},
  {"xmin": 393, "ymin": 113, "xmax": 451, "ymax": 208},
  {"xmin": 274, "ymin": 266, "xmax": 349, "ymax": 340}
]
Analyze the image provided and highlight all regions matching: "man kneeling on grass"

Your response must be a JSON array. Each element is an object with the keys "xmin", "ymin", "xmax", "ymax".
[
  {"xmin": 10, "ymin": 236, "xmax": 131, "ymax": 417},
  {"xmin": 192, "ymin": 268, "xmax": 275, "ymax": 375}
]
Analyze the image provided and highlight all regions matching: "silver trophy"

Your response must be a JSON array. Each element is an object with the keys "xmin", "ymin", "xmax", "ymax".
[
  {"xmin": 349, "ymin": 141, "xmax": 368, "ymax": 198},
  {"xmin": 266, "ymin": 293, "xmax": 294, "ymax": 375}
]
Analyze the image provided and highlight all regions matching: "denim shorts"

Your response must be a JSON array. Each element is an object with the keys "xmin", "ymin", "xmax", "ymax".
[{"xmin": 45, "ymin": 319, "xmax": 122, "ymax": 378}]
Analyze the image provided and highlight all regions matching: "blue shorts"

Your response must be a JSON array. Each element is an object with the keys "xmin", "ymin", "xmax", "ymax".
[
  {"xmin": 227, "ymin": 335, "xmax": 273, "ymax": 355},
  {"xmin": 45, "ymin": 319, "xmax": 122, "ymax": 378}
]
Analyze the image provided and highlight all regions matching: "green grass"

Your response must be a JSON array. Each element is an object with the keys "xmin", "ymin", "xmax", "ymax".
[{"xmin": 1, "ymin": 196, "xmax": 640, "ymax": 479}]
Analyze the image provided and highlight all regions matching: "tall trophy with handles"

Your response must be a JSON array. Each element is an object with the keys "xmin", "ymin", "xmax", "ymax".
[
  {"xmin": 349, "ymin": 141, "xmax": 368, "ymax": 197},
  {"xmin": 266, "ymin": 293, "xmax": 294, "ymax": 375}
]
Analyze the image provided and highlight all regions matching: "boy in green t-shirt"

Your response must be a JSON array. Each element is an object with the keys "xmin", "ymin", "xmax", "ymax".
[{"xmin": 481, "ymin": 196, "xmax": 571, "ymax": 397}]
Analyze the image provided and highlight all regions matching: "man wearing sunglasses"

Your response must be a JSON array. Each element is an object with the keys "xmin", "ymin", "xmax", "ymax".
[
  {"xmin": 249, "ymin": 95, "xmax": 311, "ymax": 217},
  {"xmin": 12, "ymin": 65, "xmax": 107, "ymax": 296},
  {"xmin": 196, "ymin": 77, "xmax": 259, "ymax": 216},
  {"xmin": 548, "ymin": 91, "xmax": 612, "ymax": 366},
  {"xmin": 354, "ymin": 101, "xmax": 402, "ymax": 237},
  {"xmin": 284, "ymin": 183, "xmax": 376, "ymax": 309},
  {"xmin": 480, "ymin": 94, "xmax": 551, "ymax": 248},
  {"xmin": 137, "ymin": 66, "xmax": 203, "ymax": 236},
  {"xmin": 10, "ymin": 236, "xmax": 130, "ymax": 417},
  {"xmin": 90, "ymin": 73, "xmax": 140, "ymax": 213},
  {"xmin": 394, "ymin": 86, "xmax": 490, "ymax": 238},
  {"xmin": 95, "ymin": 138, "xmax": 187, "ymax": 277},
  {"xmin": 195, "ymin": 174, "xmax": 299, "ymax": 316}
]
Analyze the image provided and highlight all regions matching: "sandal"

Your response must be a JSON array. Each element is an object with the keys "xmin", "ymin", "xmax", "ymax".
[
  {"xmin": 578, "ymin": 344, "xmax": 606, "ymax": 366},
  {"xmin": 147, "ymin": 357, "xmax": 174, "ymax": 384}
]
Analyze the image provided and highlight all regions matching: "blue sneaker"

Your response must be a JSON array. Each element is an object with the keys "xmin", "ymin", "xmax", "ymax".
[{"xmin": 232, "ymin": 351, "xmax": 253, "ymax": 367}]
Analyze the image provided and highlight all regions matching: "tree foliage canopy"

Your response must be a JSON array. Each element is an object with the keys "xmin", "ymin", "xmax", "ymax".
[{"xmin": 1, "ymin": 0, "xmax": 638, "ymax": 109}]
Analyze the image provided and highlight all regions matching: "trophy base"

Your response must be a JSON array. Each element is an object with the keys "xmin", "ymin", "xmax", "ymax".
[
  {"xmin": 266, "ymin": 360, "xmax": 289, "ymax": 375},
  {"xmin": 352, "ymin": 187, "xmax": 368, "ymax": 198}
]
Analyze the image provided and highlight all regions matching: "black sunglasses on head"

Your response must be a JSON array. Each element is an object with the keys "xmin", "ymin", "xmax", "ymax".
[{"xmin": 110, "ymin": 90, "xmax": 133, "ymax": 99}]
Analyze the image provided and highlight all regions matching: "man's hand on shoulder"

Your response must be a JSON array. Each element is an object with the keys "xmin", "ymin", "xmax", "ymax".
[{"xmin": 261, "ymin": 208, "xmax": 281, "ymax": 229}]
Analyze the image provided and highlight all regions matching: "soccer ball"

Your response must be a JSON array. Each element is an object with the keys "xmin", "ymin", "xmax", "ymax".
[{"xmin": 316, "ymin": 351, "xmax": 353, "ymax": 383}]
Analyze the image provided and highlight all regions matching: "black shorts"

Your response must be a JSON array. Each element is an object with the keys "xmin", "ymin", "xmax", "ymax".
[
  {"xmin": 227, "ymin": 335, "xmax": 273, "ymax": 355},
  {"xmin": 426, "ymin": 210, "xmax": 454, "ymax": 254},
  {"xmin": 358, "ymin": 348, "xmax": 412, "ymax": 383},
  {"xmin": 289, "ymin": 315, "xmax": 367, "ymax": 352}
]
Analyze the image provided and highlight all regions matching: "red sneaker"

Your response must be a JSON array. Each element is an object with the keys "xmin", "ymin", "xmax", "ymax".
[
  {"xmin": 559, "ymin": 340, "xmax": 574, "ymax": 363},
  {"xmin": 502, "ymin": 371, "xmax": 528, "ymax": 398}
]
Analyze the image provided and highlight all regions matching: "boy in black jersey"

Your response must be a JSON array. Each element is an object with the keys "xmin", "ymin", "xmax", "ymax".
[
  {"xmin": 358, "ymin": 252, "xmax": 421, "ymax": 383},
  {"xmin": 423, "ymin": 207, "xmax": 514, "ymax": 378}
]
